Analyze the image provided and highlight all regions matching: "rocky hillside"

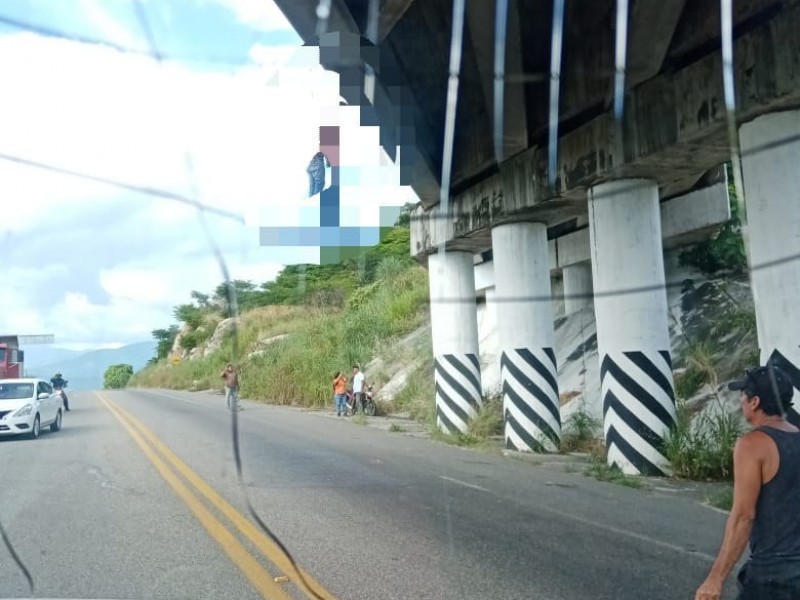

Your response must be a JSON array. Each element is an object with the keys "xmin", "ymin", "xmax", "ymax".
[{"xmin": 128, "ymin": 219, "xmax": 434, "ymax": 407}]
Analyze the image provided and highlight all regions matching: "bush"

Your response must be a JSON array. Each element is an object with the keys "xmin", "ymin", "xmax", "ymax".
[
  {"xmin": 560, "ymin": 406, "xmax": 603, "ymax": 453},
  {"xmin": 105, "ymin": 364, "xmax": 134, "ymax": 389}
]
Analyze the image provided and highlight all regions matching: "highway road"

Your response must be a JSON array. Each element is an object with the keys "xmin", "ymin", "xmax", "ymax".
[{"xmin": 0, "ymin": 388, "xmax": 741, "ymax": 599}]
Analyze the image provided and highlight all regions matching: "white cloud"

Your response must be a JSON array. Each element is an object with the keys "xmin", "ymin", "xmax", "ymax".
[{"xmin": 0, "ymin": 11, "xmax": 415, "ymax": 350}]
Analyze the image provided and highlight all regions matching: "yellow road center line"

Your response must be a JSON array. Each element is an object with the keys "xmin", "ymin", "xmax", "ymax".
[
  {"xmin": 97, "ymin": 393, "xmax": 292, "ymax": 600},
  {"xmin": 101, "ymin": 393, "xmax": 338, "ymax": 600}
]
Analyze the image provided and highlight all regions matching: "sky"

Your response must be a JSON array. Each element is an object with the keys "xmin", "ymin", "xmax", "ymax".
[{"xmin": 0, "ymin": 0, "xmax": 416, "ymax": 351}]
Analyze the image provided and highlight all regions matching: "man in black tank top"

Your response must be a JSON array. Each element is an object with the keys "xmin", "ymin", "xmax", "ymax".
[{"xmin": 696, "ymin": 364, "xmax": 800, "ymax": 600}]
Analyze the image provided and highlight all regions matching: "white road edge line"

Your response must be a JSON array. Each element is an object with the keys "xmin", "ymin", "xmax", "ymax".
[
  {"xmin": 440, "ymin": 476, "xmax": 715, "ymax": 562},
  {"xmin": 538, "ymin": 506, "xmax": 717, "ymax": 562},
  {"xmin": 439, "ymin": 475, "xmax": 490, "ymax": 493}
]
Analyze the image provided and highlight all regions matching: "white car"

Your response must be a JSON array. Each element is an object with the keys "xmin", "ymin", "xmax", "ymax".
[{"xmin": 0, "ymin": 378, "xmax": 64, "ymax": 439}]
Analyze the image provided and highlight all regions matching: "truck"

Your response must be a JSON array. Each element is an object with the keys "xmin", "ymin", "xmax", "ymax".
[{"xmin": 0, "ymin": 335, "xmax": 55, "ymax": 378}]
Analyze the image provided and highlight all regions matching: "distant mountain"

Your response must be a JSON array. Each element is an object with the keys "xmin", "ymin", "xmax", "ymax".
[
  {"xmin": 23, "ymin": 346, "xmax": 83, "ymax": 369},
  {"xmin": 29, "ymin": 341, "xmax": 156, "ymax": 392}
]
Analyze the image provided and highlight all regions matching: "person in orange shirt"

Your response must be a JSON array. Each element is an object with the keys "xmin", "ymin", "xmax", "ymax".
[{"xmin": 332, "ymin": 371, "xmax": 348, "ymax": 417}]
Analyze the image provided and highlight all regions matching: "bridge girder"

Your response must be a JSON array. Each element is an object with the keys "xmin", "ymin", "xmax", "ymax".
[{"xmin": 272, "ymin": 0, "xmax": 790, "ymax": 240}]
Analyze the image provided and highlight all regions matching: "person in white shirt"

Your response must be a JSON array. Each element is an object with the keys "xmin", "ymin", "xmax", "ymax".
[{"xmin": 352, "ymin": 365, "xmax": 365, "ymax": 414}]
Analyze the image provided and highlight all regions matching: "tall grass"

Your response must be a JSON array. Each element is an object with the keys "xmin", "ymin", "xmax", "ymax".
[
  {"xmin": 674, "ymin": 341, "xmax": 718, "ymax": 400},
  {"xmin": 130, "ymin": 263, "xmax": 430, "ymax": 409},
  {"xmin": 663, "ymin": 398, "xmax": 745, "ymax": 480},
  {"xmin": 467, "ymin": 393, "xmax": 503, "ymax": 440},
  {"xmin": 387, "ymin": 352, "xmax": 435, "ymax": 424}
]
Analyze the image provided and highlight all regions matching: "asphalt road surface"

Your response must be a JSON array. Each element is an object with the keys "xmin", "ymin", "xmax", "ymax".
[{"xmin": 0, "ymin": 389, "xmax": 742, "ymax": 600}]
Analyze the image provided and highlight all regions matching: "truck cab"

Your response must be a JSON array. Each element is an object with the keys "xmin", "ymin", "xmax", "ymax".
[{"xmin": 0, "ymin": 338, "xmax": 24, "ymax": 379}]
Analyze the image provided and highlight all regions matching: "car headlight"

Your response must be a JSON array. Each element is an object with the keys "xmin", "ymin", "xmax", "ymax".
[{"xmin": 13, "ymin": 404, "xmax": 33, "ymax": 417}]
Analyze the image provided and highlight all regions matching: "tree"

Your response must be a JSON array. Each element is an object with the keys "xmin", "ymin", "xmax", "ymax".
[
  {"xmin": 190, "ymin": 290, "xmax": 211, "ymax": 308},
  {"xmin": 394, "ymin": 202, "xmax": 415, "ymax": 227},
  {"xmin": 173, "ymin": 303, "xmax": 204, "ymax": 329},
  {"xmin": 104, "ymin": 364, "xmax": 134, "ymax": 389},
  {"xmin": 151, "ymin": 325, "xmax": 179, "ymax": 360},
  {"xmin": 213, "ymin": 280, "xmax": 259, "ymax": 317}
]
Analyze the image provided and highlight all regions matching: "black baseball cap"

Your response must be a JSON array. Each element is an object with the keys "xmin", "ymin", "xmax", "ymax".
[{"xmin": 728, "ymin": 365, "xmax": 794, "ymax": 414}]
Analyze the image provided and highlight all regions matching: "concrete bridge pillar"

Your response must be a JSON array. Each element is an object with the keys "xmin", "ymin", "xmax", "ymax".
[
  {"xmin": 428, "ymin": 251, "xmax": 482, "ymax": 434},
  {"xmin": 739, "ymin": 110, "xmax": 800, "ymax": 426},
  {"xmin": 484, "ymin": 287, "xmax": 498, "ymax": 322},
  {"xmin": 588, "ymin": 179, "xmax": 677, "ymax": 476},
  {"xmin": 563, "ymin": 262, "xmax": 594, "ymax": 315},
  {"xmin": 491, "ymin": 222, "xmax": 561, "ymax": 453}
]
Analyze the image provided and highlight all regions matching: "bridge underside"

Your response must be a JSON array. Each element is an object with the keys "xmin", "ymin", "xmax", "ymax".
[{"xmin": 274, "ymin": 0, "xmax": 798, "ymax": 258}]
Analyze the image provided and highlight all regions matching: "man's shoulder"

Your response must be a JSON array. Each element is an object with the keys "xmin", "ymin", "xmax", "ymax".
[{"xmin": 736, "ymin": 429, "xmax": 778, "ymax": 458}]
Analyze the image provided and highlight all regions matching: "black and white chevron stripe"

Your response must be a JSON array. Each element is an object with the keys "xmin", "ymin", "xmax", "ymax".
[
  {"xmin": 434, "ymin": 353, "xmax": 482, "ymax": 434},
  {"xmin": 767, "ymin": 349, "xmax": 800, "ymax": 427},
  {"xmin": 600, "ymin": 350, "xmax": 677, "ymax": 476},
  {"xmin": 501, "ymin": 348, "xmax": 561, "ymax": 452}
]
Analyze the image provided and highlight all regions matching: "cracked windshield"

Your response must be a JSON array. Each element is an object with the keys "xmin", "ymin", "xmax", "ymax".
[{"xmin": 2, "ymin": 1, "xmax": 800, "ymax": 599}]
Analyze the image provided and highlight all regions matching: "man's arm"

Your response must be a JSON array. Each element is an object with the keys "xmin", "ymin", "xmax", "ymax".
[{"xmin": 696, "ymin": 435, "xmax": 762, "ymax": 599}]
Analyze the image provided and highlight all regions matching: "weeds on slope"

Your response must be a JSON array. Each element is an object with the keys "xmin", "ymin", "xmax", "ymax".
[{"xmin": 130, "ymin": 263, "xmax": 430, "ymax": 410}]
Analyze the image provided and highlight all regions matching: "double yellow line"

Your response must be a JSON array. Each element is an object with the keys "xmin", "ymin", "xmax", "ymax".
[{"xmin": 96, "ymin": 392, "xmax": 338, "ymax": 600}]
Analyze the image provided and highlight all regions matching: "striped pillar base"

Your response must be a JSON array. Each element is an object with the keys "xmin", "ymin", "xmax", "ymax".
[
  {"xmin": 434, "ymin": 353, "xmax": 482, "ymax": 434},
  {"xmin": 767, "ymin": 349, "xmax": 800, "ymax": 427},
  {"xmin": 501, "ymin": 348, "xmax": 561, "ymax": 453},
  {"xmin": 600, "ymin": 350, "xmax": 677, "ymax": 476}
]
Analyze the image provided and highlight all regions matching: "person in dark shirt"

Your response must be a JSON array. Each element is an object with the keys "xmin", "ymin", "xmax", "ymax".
[
  {"xmin": 695, "ymin": 363, "xmax": 799, "ymax": 600},
  {"xmin": 51, "ymin": 372, "xmax": 66, "ymax": 389},
  {"xmin": 50, "ymin": 372, "xmax": 70, "ymax": 411}
]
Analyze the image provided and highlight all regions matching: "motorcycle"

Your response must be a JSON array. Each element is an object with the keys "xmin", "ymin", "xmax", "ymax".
[{"xmin": 345, "ymin": 385, "xmax": 376, "ymax": 416}]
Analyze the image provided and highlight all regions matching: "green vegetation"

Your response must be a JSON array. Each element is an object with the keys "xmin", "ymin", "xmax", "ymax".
[
  {"xmin": 104, "ymin": 364, "xmax": 134, "ymax": 389},
  {"xmin": 663, "ymin": 398, "xmax": 745, "ymax": 481},
  {"xmin": 150, "ymin": 325, "xmax": 179, "ymax": 364},
  {"xmin": 678, "ymin": 163, "xmax": 747, "ymax": 275},
  {"xmin": 424, "ymin": 392, "xmax": 504, "ymax": 450},
  {"xmin": 674, "ymin": 341, "xmax": 718, "ymax": 400},
  {"xmin": 584, "ymin": 460, "xmax": 645, "ymax": 489},
  {"xmin": 129, "ymin": 205, "xmax": 429, "ymax": 409},
  {"xmin": 559, "ymin": 405, "xmax": 603, "ymax": 454},
  {"xmin": 467, "ymin": 394, "xmax": 504, "ymax": 439},
  {"xmin": 708, "ymin": 486, "xmax": 734, "ymax": 511},
  {"xmin": 709, "ymin": 307, "xmax": 756, "ymax": 340},
  {"xmin": 385, "ymin": 355, "xmax": 435, "ymax": 423}
]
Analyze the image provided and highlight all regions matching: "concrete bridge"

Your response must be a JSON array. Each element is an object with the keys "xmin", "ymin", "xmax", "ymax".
[{"xmin": 274, "ymin": 0, "xmax": 800, "ymax": 476}]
